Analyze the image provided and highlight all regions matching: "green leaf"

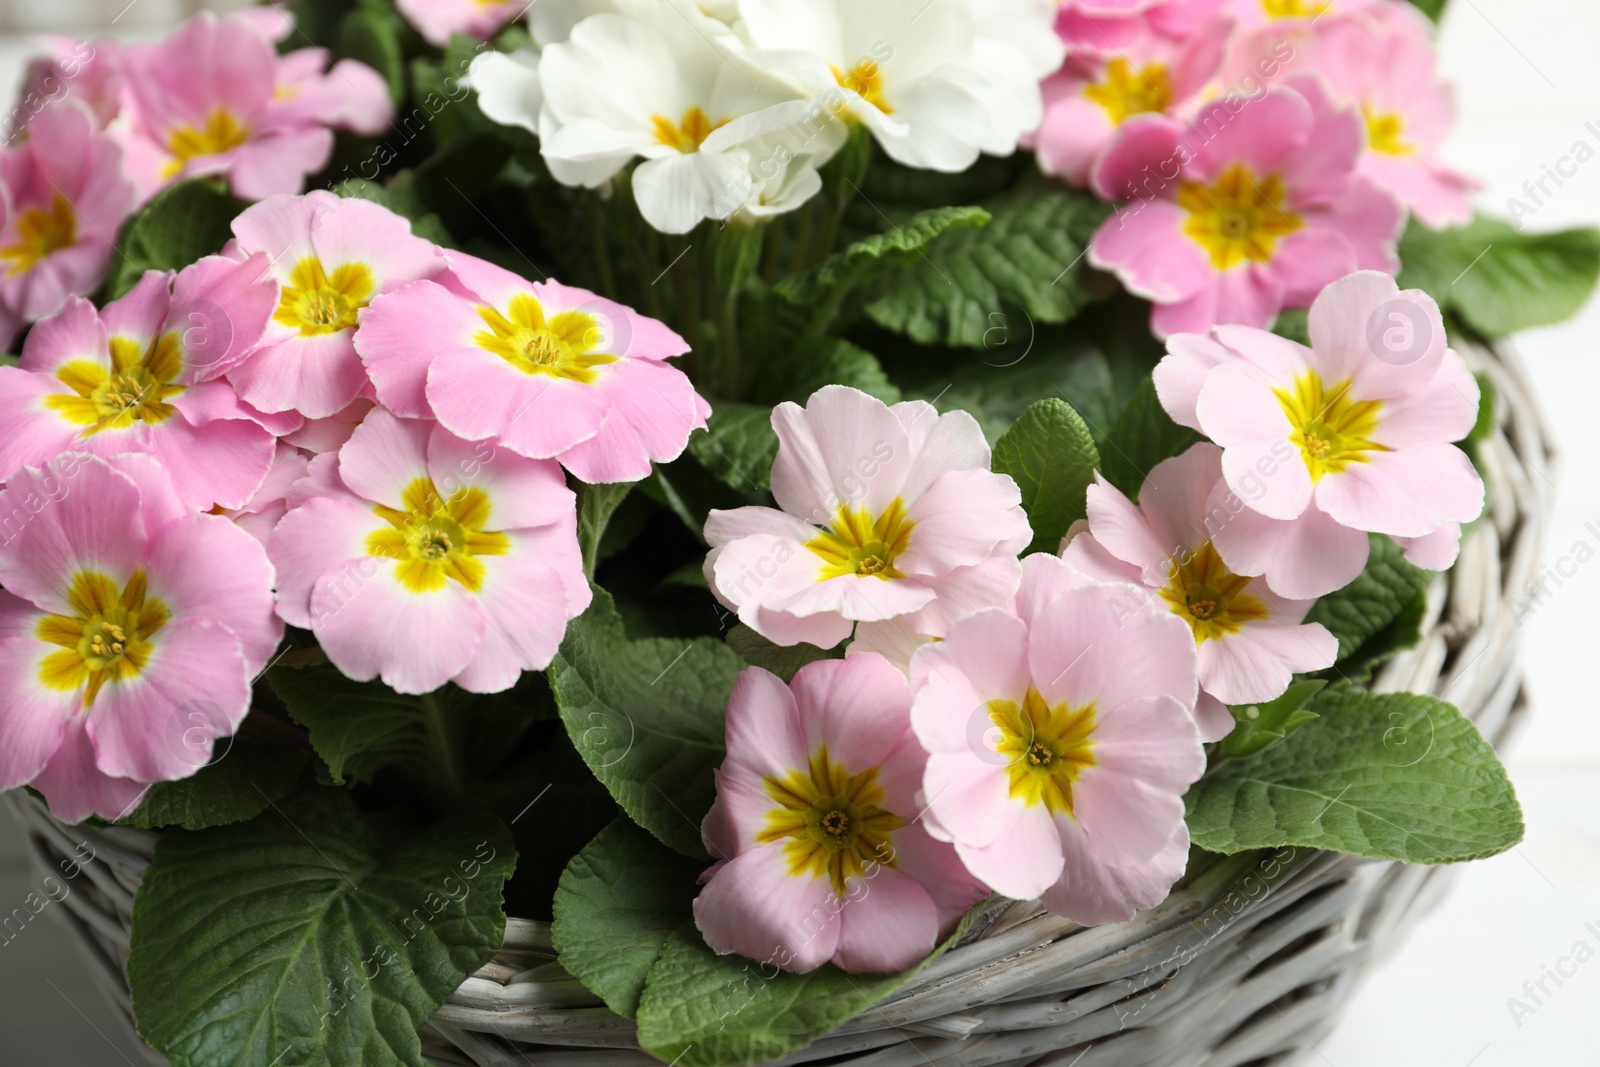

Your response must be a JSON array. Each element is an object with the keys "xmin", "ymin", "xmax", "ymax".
[
  {"xmin": 992, "ymin": 398, "xmax": 1098, "ymax": 555},
  {"xmin": 128, "ymin": 788, "xmax": 515, "ymax": 1067},
  {"xmin": 107, "ymin": 180, "xmax": 246, "ymax": 299},
  {"xmin": 577, "ymin": 481, "xmax": 635, "ymax": 578},
  {"xmin": 1186, "ymin": 688, "xmax": 1523, "ymax": 862},
  {"xmin": 266, "ymin": 667, "xmax": 537, "ymax": 803},
  {"xmin": 338, "ymin": 8, "xmax": 405, "ymax": 103},
  {"xmin": 862, "ymin": 175, "xmax": 1111, "ymax": 347},
  {"xmin": 551, "ymin": 819, "xmax": 705, "ymax": 1019},
  {"xmin": 1271, "ymin": 308, "xmax": 1310, "ymax": 346},
  {"xmin": 121, "ymin": 735, "xmax": 309, "ymax": 831},
  {"xmin": 749, "ymin": 337, "xmax": 902, "ymax": 407},
  {"xmin": 1397, "ymin": 215, "xmax": 1600, "ymax": 335},
  {"xmin": 636, "ymin": 907, "xmax": 981, "ymax": 1066},
  {"xmin": 549, "ymin": 589, "xmax": 741, "ymax": 857},
  {"xmin": 726, "ymin": 624, "xmax": 840, "ymax": 682},
  {"xmin": 1220, "ymin": 679, "xmax": 1326, "ymax": 760},
  {"xmin": 685, "ymin": 403, "xmax": 775, "ymax": 494},
  {"xmin": 776, "ymin": 206, "xmax": 989, "ymax": 308},
  {"xmin": 1096, "ymin": 377, "xmax": 1203, "ymax": 497},
  {"xmin": 1306, "ymin": 535, "xmax": 1431, "ymax": 683},
  {"xmin": 1407, "ymin": 0, "xmax": 1449, "ymax": 19}
]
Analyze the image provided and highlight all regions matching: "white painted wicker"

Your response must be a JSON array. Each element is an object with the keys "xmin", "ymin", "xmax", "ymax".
[{"xmin": 8, "ymin": 336, "xmax": 1549, "ymax": 1067}]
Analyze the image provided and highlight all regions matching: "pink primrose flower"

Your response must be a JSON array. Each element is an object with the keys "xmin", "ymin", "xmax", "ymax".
[
  {"xmin": 695, "ymin": 654, "xmax": 987, "ymax": 973},
  {"xmin": 705, "ymin": 385, "xmax": 1031, "ymax": 651},
  {"xmin": 356, "ymin": 250, "xmax": 708, "ymax": 484}
]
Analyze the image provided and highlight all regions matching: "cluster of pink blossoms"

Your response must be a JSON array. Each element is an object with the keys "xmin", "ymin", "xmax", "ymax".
[
  {"xmin": 697, "ymin": 271, "xmax": 1484, "ymax": 973},
  {"xmin": 0, "ymin": 189, "xmax": 707, "ymax": 821},
  {"xmin": 0, "ymin": 9, "xmax": 394, "ymax": 350},
  {"xmin": 1035, "ymin": 0, "xmax": 1476, "ymax": 335}
]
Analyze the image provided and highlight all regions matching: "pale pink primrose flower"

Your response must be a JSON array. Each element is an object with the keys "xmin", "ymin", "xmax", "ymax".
[
  {"xmin": 1088, "ymin": 80, "xmax": 1404, "ymax": 336},
  {"xmin": 911, "ymin": 554, "xmax": 1203, "ymax": 922},
  {"xmin": 694, "ymin": 655, "xmax": 987, "ymax": 974},
  {"xmin": 0, "ymin": 453, "xmax": 282, "ymax": 823},
  {"xmin": 397, "ymin": 0, "xmax": 526, "ymax": 47},
  {"xmin": 116, "ymin": 13, "xmax": 392, "ymax": 201},
  {"xmin": 225, "ymin": 192, "xmax": 445, "ymax": 418},
  {"xmin": 282, "ymin": 396, "xmax": 376, "ymax": 455},
  {"xmin": 1032, "ymin": 12, "xmax": 1230, "ymax": 186},
  {"xmin": 1298, "ymin": 14, "xmax": 1477, "ymax": 228},
  {"xmin": 704, "ymin": 385, "xmax": 1031, "ymax": 651},
  {"xmin": 14, "ymin": 36, "xmax": 124, "ymax": 132},
  {"xmin": 0, "ymin": 102, "xmax": 137, "ymax": 349},
  {"xmin": 223, "ymin": 442, "xmax": 310, "ymax": 548},
  {"xmin": 355, "ymin": 250, "xmax": 708, "ymax": 484},
  {"xmin": 0, "ymin": 256, "xmax": 281, "ymax": 511},
  {"xmin": 1154, "ymin": 270, "xmax": 1483, "ymax": 599},
  {"xmin": 1054, "ymin": 0, "xmax": 1229, "ymax": 50},
  {"xmin": 1059, "ymin": 443, "xmax": 1336, "ymax": 739},
  {"xmin": 267, "ymin": 408, "xmax": 591, "ymax": 695}
]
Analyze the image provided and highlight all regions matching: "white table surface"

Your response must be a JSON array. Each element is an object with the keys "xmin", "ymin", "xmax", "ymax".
[{"xmin": 1, "ymin": 2, "xmax": 1598, "ymax": 1063}]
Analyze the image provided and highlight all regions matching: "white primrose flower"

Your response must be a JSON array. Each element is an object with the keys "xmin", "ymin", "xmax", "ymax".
[
  {"xmin": 734, "ymin": 0, "xmax": 1060, "ymax": 172},
  {"xmin": 472, "ymin": 0, "xmax": 839, "ymax": 233}
]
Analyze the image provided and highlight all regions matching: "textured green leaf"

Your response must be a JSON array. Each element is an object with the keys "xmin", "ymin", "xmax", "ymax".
[
  {"xmin": 121, "ymin": 735, "xmax": 309, "ymax": 831},
  {"xmin": 749, "ymin": 337, "xmax": 901, "ymax": 407},
  {"xmin": 266, "ymin": 667, "xmax": 538, "ymax": 800},
  {"xmin": 1221, "ymin": 679, "xmax": 1326, "ymax": 760},
  {"xmin": 1096, "ymin": 377, "xmax": 1203, "ymax": 497},
  {"xmin": 129, "ymin": 788, "xmax": 515, "ymax": 1067},
  {"xmin": 1186, "ymin": 688, "xmax": 1523, "ymax": 862},
  {"xmin": 992, "ymin": 398, "xmax": 1097, "ymax": 555},
  {"xmin": 1306, "ymin": 535, "xmax": 1431, "ymax": 683},
  {"xmin": 549, "ymin": 589, "xmax": 741, "ymax": 856},
  {"xmin": 107, "ymin": 180, "xmax": 245, "ymax": 298},
  {"xmin": 776, "ymin": 206, "xmax": 989, "ymax": 307},
  {"xmin": 862, "ymin": 175, "xmax": 1110, "ymax": 347},
  {"xmin": 1398, "ymin": 215, "xmax": 1600, "ymax": 335},
  {"xmin": 726, "ymin": 624, "xmax": 840, "ymax": 682},
  {"xmin": 686, "ymin": 404, "xmax": 776, "ymax": 493},
  {"xmin": 1271, "ymin": 308, "xmax": 1310, "ymax": 346},
  {"xmin": 636, "ymin": 906, "xmax": 981, "ymax": 1066},
  {"xmin": 551, "ymin": 819, "xmax": 705, "ymax": 1019}
]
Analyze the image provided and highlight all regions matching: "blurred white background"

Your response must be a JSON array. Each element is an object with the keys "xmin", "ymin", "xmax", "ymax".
[{"xmin": 0, "ymin": 1, "xmax": 1596, "ymax": 1064}]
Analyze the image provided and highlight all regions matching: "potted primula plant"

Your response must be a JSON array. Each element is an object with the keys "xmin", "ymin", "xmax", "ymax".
[{"xmin": 0, "ymin": 0, "xmax": 1593, "ymax": 1065}]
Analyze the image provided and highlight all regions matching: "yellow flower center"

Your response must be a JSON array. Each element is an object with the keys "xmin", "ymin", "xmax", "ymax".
[
  {"xmin": 0, "ymin": 193, "xmax": 78, "ymax": 277},
  {"xmin": 366, "ymin": 477, "xmax": 511, "ymax": 594},
  {"xmin": 805, "ymin": 499, "xmax": 915, "ymax": 582},
  {"xmin": 1261, "ymin": 0, "xmax": 1327, "ymax": 16},
  {"xmin": 44, "ymin": 335, "xmax": 185, "ymax": 435},
  {"xmin": 273, "ymin": 257, "xmax": 376, "ymax": 337},
  {"xmin": 649, "ymin": 106, "xmax": 724, "ymax": 153},
  {"xmin": 164, "ymin": 107, "xmax": 252, "ymax": 176},
  {"xmin": 988, "ymin": 688, "xmax": 1097, "ymax": 818},
  {"xmin": 1158, "ymin": 541, "xmax": 1270, "ymax": 643},
  {"xmin": 833, "ymin": 59, "xmax": 893, "ymax": 114},
  {"xmin": 1362, "ymin": 105, "xmax": 1411, "ymax": 156},
  {"xmin": 36, "ymin": 570, "xmax": 169, "ymax": 709},
  {"xmin": 1177, "ymin": 162, "xmax": 1304, "ymax": 271},
  {"xmin": 1085, "ymin": 58, "xmax": 1172, "ymax": 125},
  {"xmin": 758, "ymin": 745, "xmax": 904, "ymax": 897},
  {"xmin": 473, "ymin": 293, "xmax": 619, "ymax": 384},
  {"xmin": 1275, "ymin": 369, "xmax": 1387, "ymax": 482}
]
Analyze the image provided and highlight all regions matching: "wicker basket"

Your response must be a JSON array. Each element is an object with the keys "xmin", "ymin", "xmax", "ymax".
[{"xmin": 8, "ymin": 336, "xmax": 1551, "ymax": 1067}]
